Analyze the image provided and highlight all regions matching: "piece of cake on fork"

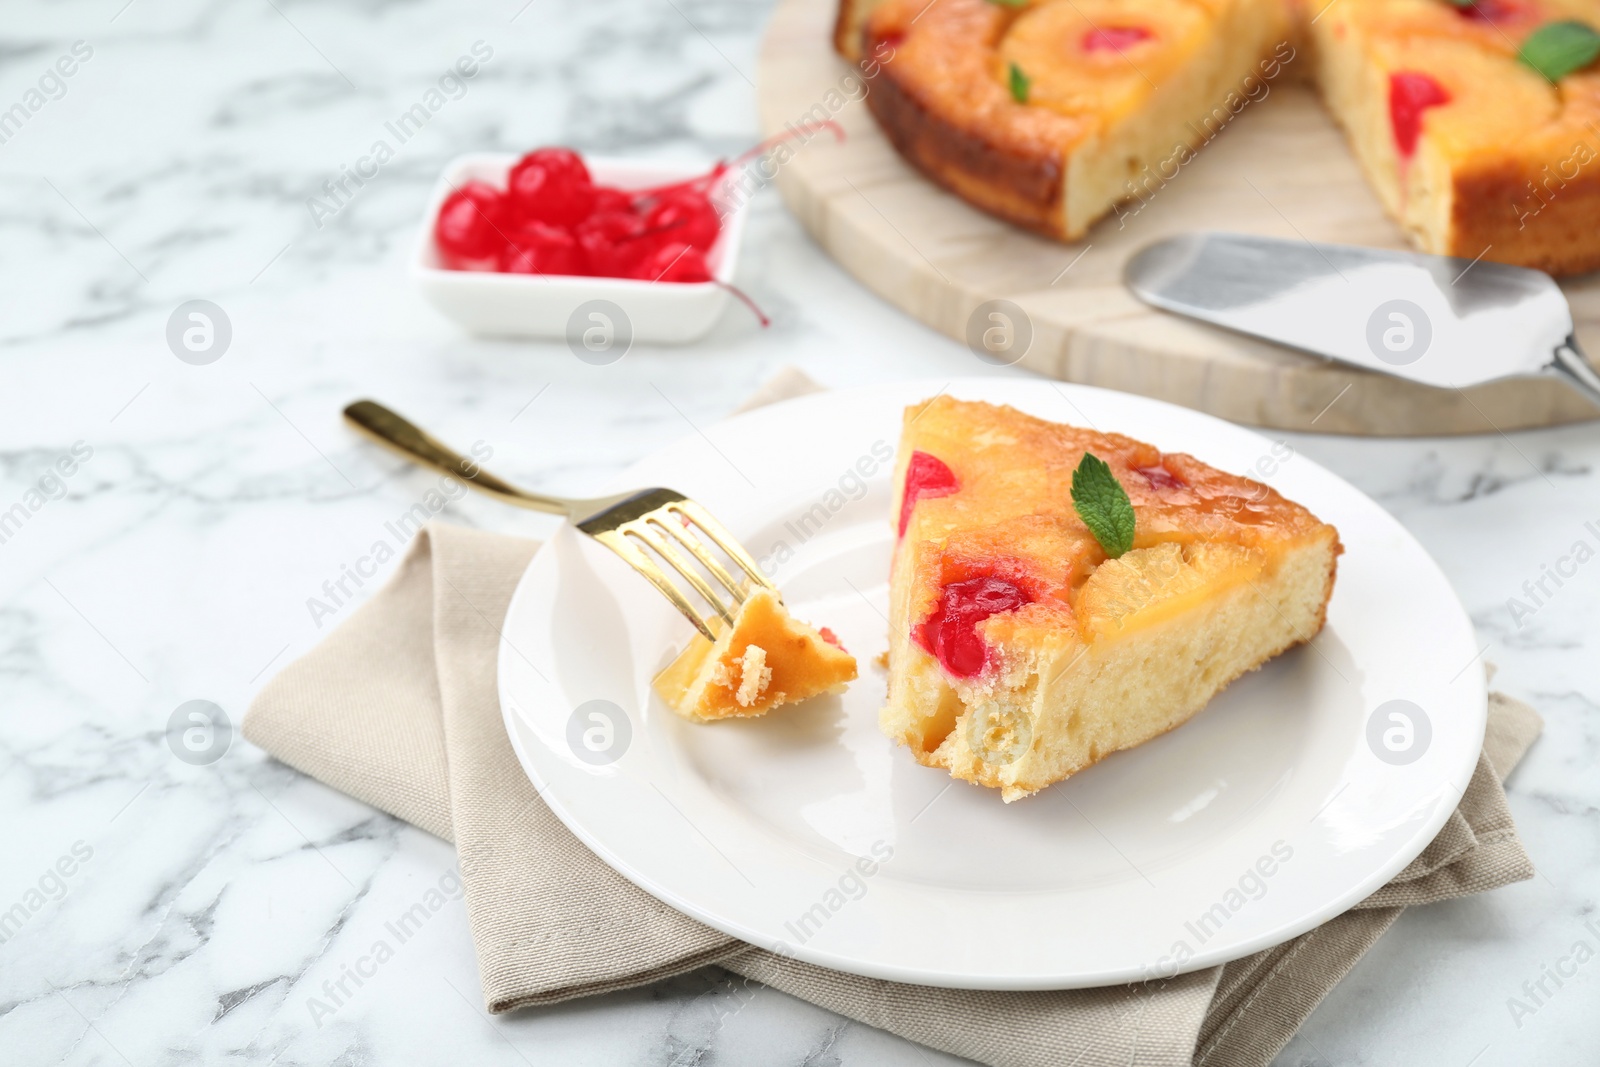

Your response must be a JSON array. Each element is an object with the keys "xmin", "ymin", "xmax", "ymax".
[
  {"xmin": 654, "ymin": 587, "xmax": 858, "ymax": 722},
  {"xmin": 885, "ymin": 396, "xmax": 1341, "ymax": 801}
]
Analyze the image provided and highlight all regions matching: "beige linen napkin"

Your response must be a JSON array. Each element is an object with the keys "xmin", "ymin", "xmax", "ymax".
[{"xmin": 245, "ymin": 372, "xmax": 1540, "ymax": 1067}]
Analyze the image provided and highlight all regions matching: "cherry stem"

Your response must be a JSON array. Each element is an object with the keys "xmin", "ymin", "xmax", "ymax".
[
  {"xmin": 631, "ymin": 121, "xmax": 847, "ymax": 202},
  {"xmin": 726, "ymin": 120, "xmax": 846, "ymax": 171},
  {"xmin": 630, "ymin": 165, "xmax": 729, "ymax": 205},
  {"xmin": 716, "ymin": 280, "xmax": 770, "ymax": 328}
]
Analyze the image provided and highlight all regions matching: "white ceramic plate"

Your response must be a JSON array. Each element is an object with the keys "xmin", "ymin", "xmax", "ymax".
[{"xmin": 498, "ymin": 379, "xmax": 1486, "ymax": 989}]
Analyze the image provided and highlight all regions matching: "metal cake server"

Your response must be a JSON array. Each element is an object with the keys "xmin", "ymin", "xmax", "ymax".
[{"xmin": 1124, "ymin": 232, "xmax": 1600, "ymax": 409}]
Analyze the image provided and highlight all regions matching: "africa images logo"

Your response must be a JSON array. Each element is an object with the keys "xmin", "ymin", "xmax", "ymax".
[
  {"xmin": 781, "ymin": 841, "xmax": 894, "ymax": 945},
  {"xmin": 305, "ymin": 41, "xmax": 494, "ymax": 229},
  {"xmin": 1144, "ymin": 841, "xmax": 1295, "ymax": 980},
  {"xmin": 304, "ymin": 439, "xmax": 492, "ymax": 628}
]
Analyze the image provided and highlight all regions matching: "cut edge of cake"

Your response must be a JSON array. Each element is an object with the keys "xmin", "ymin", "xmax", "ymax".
[
  {"xmin": 1308, "ymin": 4, "xmax": 1600, "ymax": 275},
  {"xmin": 884, "ymin": 536, "xmax": 1338, "ymax": 801}
]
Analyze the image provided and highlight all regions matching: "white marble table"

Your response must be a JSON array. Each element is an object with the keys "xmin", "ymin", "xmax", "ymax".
[{"xmin": 3, "ymin": 1, "xmax": 1597, "ymax": 1064}]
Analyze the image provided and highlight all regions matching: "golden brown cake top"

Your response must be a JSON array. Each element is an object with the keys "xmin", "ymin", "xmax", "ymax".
[
  {"xmin": 863, "ymin": 0, "xmax": 1093, "ymax": 158},
  {"xmin": 861, "ymin": 0, "xmax": 1241, "ymax": 154},
  {"xmin": 895, "ymin": 396, "xmax": 1339, "ymax": 652}
]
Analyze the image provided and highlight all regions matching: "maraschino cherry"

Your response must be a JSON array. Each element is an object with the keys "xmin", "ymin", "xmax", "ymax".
[
  {"xmin": 507, "ymin": 147, "xmax": 595, "ymax": 228},
  {"xmin": 1083, "ymin": 26, "xmax": 1153, "ymax": 52},
  {"xmin": 917, "ymin": 576, "xmax": 1032, "ymax": 678},
  {"xmin": 573, "ymin": 210, "xmax": 643, "ymax": 276},
  {"xmin": 634, "ymin": 241, "xmax": 712, "ymax": 283},
  {"xmin": 501, "ymin": 221, "xmax": 585, "ymax": 276},
  {"xmin": 434, "ymin": 180, "xmax": 508, "ymax": 269},
  {"xmin": 643, "ymin": 189, "xmax": 723, "ymax": 252},
  {"xmin": 590, "ymin": 186, "xmax": 635, "ymax": 216},
  {"xmin": 1388, "ymin": 72, "xmax": 1451, "ymax": 160},
  {"xmin": 430, "ymin": 122, "xmax": 843, "ymax": 329},
  {"xmin": 899, "ymin": 451, "xmax": 960, "ymax": 536}
]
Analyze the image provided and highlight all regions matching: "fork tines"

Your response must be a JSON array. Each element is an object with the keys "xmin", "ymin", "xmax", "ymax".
[{"xmin": 585, "ymin": 492, "xmax": 774, "ymax": 642}]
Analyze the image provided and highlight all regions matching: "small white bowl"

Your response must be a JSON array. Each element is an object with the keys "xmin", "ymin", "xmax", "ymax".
[{"xmin": 412, "ymin": 153, "xmax": 748, "ymax": 345}]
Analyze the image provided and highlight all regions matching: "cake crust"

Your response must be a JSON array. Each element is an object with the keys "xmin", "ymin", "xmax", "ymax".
[
  {"xmin": 1443, "ymin": 142, "xmax": 1600, "ymax": 275},
  {"xmin": 863, "ymin": 46, "xmax": 1067, "ymax": 237}
]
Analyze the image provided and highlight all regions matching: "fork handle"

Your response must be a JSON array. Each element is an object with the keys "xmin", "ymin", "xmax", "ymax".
[{"xmin": 343, "ymin": 400, "xmax": 572, "ymax": 516}]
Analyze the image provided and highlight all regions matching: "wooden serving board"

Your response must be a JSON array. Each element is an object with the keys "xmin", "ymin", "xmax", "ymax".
[{"xmin": 756, "ymin": 0, "xmax": 1600, "ymax": 435}]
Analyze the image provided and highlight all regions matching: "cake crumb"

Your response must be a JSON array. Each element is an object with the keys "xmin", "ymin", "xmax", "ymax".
[
  {"xmin": 735, "ymin": 644, "xmax": 772, "ymax": 707},
  {"xmin": 873, "ymin": 650, "xmax": 889, "ymax": 670}
]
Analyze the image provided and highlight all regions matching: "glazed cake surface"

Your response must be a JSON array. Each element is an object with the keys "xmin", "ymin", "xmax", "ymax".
[
  {"xmin": 837, "ymin": 0, "xmax": 1600, "ymax": 273},
  {"xmin": 886, "ymin": 397, "xmax": 1341, "ymax": 801},
  {"xmin": 654, "ymin": 587, "xmax": 858, "ymax": 722}
]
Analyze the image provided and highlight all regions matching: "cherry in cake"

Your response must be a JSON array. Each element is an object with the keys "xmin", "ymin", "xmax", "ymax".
[
  {"xmin": 653, "ymin": 588, "xmax": 858, "ymax": 722},
  {"xmin": 886, "ymin": 397, "xmax": 1341, "ymax": 801}
]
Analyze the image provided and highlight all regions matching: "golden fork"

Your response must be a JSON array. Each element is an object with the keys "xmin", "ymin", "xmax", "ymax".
[{"xmin": 343, "ymin": 400, "xmax": 775, "ymax": 641}]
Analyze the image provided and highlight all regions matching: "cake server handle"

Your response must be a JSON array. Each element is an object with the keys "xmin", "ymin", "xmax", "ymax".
[{"xmin": 1549, "ymin": 337, "xmax": 1600, "ymax": 409}]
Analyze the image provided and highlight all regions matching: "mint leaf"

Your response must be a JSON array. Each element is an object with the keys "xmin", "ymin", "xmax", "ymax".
[
  {"xmin": 1520, "ymin": 20, "xmax": 1600, "ymax": 82},
  {"xmin": 1071, "ymin": 452, "xmax": 1136, "ymax": 559},
  {"xmin": 1008, "ymin": 62, "xmax": 1031, "ymax": 104}
]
